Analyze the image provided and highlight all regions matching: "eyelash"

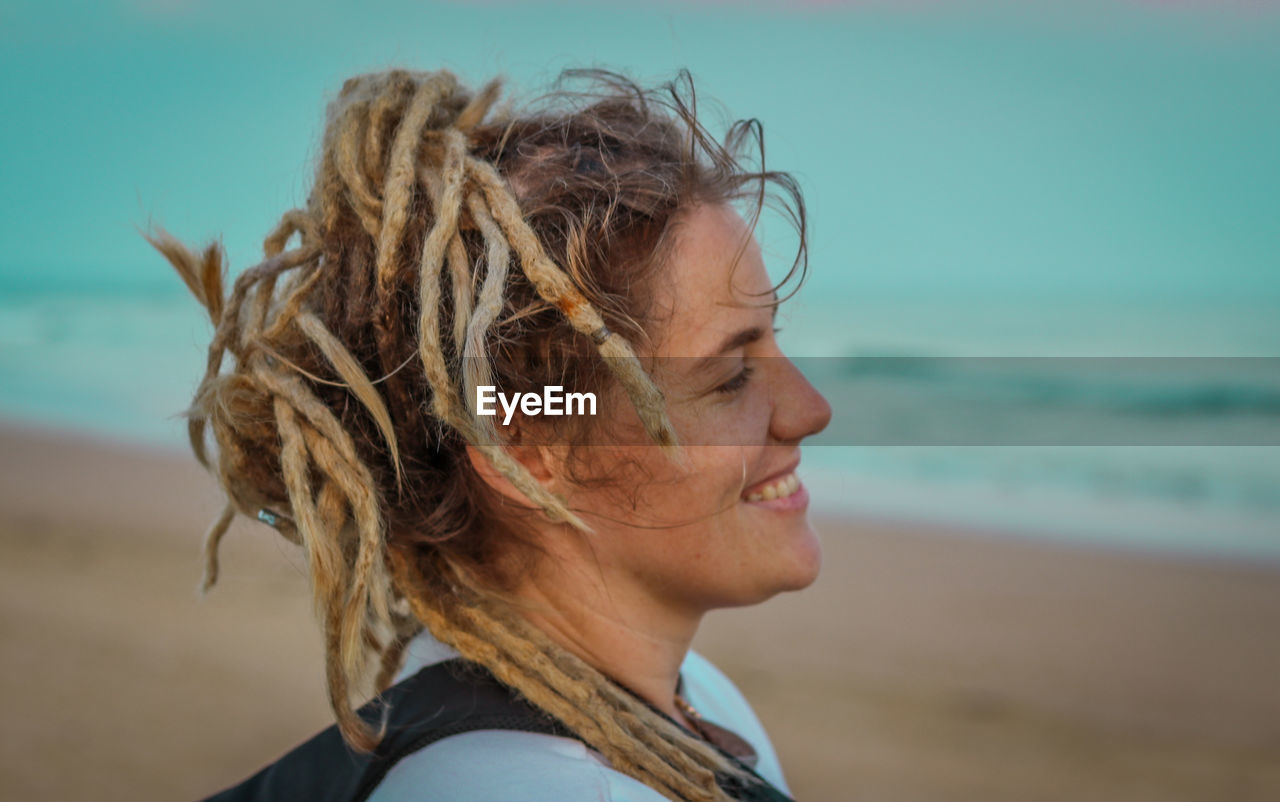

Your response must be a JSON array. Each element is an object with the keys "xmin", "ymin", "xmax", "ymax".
[
  {"xmin": 714, "ymin": 365, "xmax": 755, "ymax": 395},
  {"xmin": 709, "ymin": 326, "xmax": 779, "ymax": 396}
]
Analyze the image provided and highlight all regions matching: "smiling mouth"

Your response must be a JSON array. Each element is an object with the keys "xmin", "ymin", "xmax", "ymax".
[{"xmin": 744, "ymin": 472, "xmax": 801, "ymax": 502}]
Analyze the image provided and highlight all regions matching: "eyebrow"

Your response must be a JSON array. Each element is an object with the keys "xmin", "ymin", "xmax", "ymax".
[
  {"xmin": 679, "ymin": 327, "xmax": 763, "ymax": 382},
  {"xmin": 688, "ymin": 297, "xmax": 780, "ymax": 374},
  {"xmin": 711, "ymin": 326, "xmax": 767, "ymax": 357},
  {"xmin": 707, "ymin": 291, "xmax": 779, "ymax": 352}
]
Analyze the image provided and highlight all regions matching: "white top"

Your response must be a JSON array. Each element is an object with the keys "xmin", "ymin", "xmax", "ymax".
[{"xmin": 366, "ymin": 629, "xmax": 791, "ymax": 801}]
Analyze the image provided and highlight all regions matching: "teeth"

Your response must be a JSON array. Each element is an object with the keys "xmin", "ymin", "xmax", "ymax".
[{"xmin": 746, "ymin": 472, "xmax": 800, "ymax": 502}]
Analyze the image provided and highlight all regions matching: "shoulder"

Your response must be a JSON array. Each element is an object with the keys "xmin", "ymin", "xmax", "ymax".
[
  {"xmin": 679, "ymin": 648, "xmax": 757, "ymax": 723},
  {"xmin": 371, "ymin": 638, "xmax": 789, "ymax": 801},
  {"xmin": 371, "ymin": 654, "xmax": 668, "ymax": 802},
  {"xmin": 366, "ymin": 729, "xmax": 668, "ymax": 802},
  {"xmin": 680, "ymin": 649, "xmax": 791, "ymax": 794}
]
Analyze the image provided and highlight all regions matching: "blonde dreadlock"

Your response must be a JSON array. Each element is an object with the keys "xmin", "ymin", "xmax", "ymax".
[{"xmin": 150, "ymin": 66, "xmax": 806, "ymax": 802}]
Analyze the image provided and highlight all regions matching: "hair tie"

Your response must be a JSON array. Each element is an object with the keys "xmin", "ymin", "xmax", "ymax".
[
  {"xmin": 257, "ymin": 508, "xmax": 289, "ymax": 528},
  {"xmin": 589, "ymin": 325, "xmax": 612, "ymax": 345}
]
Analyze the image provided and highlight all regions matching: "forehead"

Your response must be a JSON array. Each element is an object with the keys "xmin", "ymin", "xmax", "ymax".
[{"xmin": 652, "ymin": 204, "xmax": 773, "ymax": 351}]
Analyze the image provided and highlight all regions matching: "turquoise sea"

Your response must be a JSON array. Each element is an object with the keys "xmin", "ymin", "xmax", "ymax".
[
  {"xmin": 791, "ymin": 300, "xmax": 1280, "ymax": 561},
  {"xmin": 2, "ymin": 1, "xmax": 1277, "ymax": 560}
]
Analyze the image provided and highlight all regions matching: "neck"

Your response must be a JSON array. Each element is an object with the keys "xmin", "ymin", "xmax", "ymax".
[{"xmin": 508, "ymin": 552, "xmax": 702, "ymax": 724}]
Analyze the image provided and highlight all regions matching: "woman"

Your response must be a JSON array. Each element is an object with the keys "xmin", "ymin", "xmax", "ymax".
[{"xmin": 152, "ymin": 67, "xmax": 831, "ymax": 802}]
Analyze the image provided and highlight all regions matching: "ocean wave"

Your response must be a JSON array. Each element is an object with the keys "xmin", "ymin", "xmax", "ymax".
[{"xmin": 832, "ymin": 355, "xmax": 1280, "ymax": 417}]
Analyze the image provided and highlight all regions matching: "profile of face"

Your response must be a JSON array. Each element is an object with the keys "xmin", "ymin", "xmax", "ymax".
[{"xmin": 544, "ymin": 202, "xmax": 833, "ymax": 616}]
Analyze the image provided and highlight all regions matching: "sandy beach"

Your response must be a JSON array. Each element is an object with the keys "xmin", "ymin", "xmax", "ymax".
[{"xmin": 2, "ymin": 421, "xmax": 1278, "ymax": 802}]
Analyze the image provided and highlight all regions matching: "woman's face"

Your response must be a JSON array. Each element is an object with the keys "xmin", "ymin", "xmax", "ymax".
[{"xmin": 555, "ymin": 202, "xmax": 832, "ymax": 614}]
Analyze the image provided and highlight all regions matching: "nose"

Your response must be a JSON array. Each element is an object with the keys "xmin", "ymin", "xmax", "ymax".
[{"xmin": 770, "ymin": 357, "xmax": 832, "ymax": 444}]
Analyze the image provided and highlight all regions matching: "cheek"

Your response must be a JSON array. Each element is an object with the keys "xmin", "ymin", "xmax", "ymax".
[
  {"xmin": 668, "ymin": 383, "xmax": 773, "ymax": 449},
  {"xmin": 639, "ymin": 456, "xmax": 738, "ymax": 521},
  {"xmin": 691, "ymin": 447, "xmax": 753, "ymax": 501},
  {"xmin": 586, "ymin": 447, "xmax": 750, "ymax": 535}
]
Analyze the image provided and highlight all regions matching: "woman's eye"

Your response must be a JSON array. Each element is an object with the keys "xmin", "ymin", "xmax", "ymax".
[{"xmin": 713, "ymin": 365, "xmax": 755, "ymax": 395}]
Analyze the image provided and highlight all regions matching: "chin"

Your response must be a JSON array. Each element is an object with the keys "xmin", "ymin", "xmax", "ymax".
[
  {"xmin": 734, "ymin": 520, "xmax": 823, "ymax": 606},
  {"xmin": 774, "ymin": 521, "xmax": 823, "ymax": 592}
]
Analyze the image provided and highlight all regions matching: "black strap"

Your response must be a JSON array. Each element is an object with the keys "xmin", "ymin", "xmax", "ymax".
[{"xmin": 201, "ymin": 658, "xmax": 793, "ymax": 802}]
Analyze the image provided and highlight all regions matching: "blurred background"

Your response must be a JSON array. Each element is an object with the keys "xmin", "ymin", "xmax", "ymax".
[{"xmin": 2, "ymin": 1, "xmax": 1278, "ymax": 800}]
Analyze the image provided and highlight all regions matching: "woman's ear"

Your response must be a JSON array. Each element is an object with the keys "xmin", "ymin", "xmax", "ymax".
[{"xmin": 464, "ymin": 443, "xmax": 560, "ymax": 506}]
